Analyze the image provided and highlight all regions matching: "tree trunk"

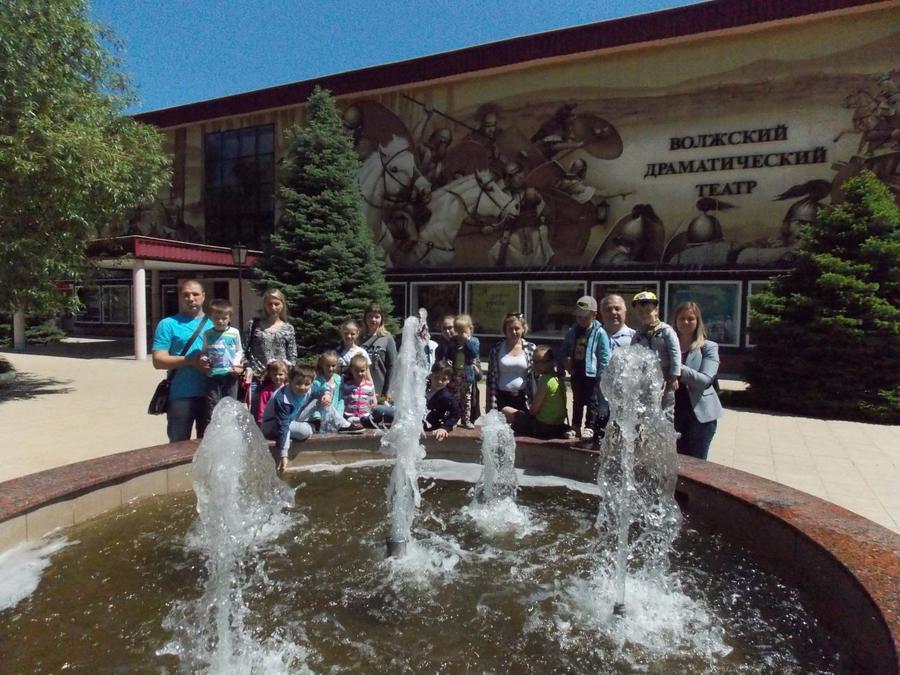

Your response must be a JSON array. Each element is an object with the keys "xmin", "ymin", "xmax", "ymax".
[{"xmin": 13, "ymin": 308, "xmax": 26, "ymax": 350}]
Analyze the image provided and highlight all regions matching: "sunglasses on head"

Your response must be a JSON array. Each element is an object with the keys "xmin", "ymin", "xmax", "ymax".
[{"xmin": 505, "ymin": 312, "xmax": 525, "ymax": 319}]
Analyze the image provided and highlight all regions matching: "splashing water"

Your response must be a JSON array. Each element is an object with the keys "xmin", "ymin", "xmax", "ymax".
[
  {"xmin": 595, "ymin": 346, "xmax": 682, "ymax": 615},
  {"xmin": 464, "ymin": 410, "xmax": 538, "ymax": 537},
  {"xmin": 160, "ymin": 398, "xmax": 303, "ymax": 673},
  {"xmin": 474, "ymin": 410, "xmax": 518, "ymax": 503},
  {"xmin": 380, "ymin": 310, "xmax": 430, "ymax": 555}
]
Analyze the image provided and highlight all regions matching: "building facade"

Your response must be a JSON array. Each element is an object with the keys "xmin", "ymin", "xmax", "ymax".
[{"xmin": 92, "ymin": 0, "xmax": 899, "ymax": 366}]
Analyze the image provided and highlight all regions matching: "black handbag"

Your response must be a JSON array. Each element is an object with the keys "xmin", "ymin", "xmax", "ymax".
[{"xmin": 147, "ymin": 315, "xmax": 207, "ymax": 415}]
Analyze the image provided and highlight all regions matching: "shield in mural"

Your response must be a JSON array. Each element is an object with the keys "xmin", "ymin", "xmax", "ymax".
[
  {"xmin": 574, "ymin": 114, "xmax": 623, "ymax": 160},
  {"xmin": 444, "ymin": 137, "xmax": 494, "ymax": 178},
  {"xmin": 345, "ymin": 100, "xmax": 417, "ymax": 162}
]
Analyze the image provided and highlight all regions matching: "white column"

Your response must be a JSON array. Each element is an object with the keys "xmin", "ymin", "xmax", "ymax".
[
  {"xmin": 12, "ymin": 308, "xmax": 26, "ymax": 351},
  {"xmin": 150, "ymin": 269, "xmax": 161, "ymax": 330},
  {"xmin": 132, "ymin": 260, "xmax": 147, "ymax": 360}
]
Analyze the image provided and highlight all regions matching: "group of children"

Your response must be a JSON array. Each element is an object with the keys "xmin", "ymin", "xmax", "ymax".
[{"xmin": 198, "ymin": 289, "xmax": 681, "ymax": 471}]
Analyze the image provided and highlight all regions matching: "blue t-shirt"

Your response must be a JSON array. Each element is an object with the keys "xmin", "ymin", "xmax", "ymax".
[{"xmin": 152, "ymin": 313, "xmax": 212, "ymax": 400}]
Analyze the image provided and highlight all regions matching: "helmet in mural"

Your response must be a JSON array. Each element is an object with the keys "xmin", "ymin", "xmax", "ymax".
[
  {"xmin": 480, "ymin": 112, "xmax": 499, "ymax": 138},
  {"xmin": 342, "ymin": 105, "xmax": 362, "ymax": 132},
  {"xmin": 616, "ymin": 214, "xmax": 646, "ymax": 244},
  {"xmin": 567, "ymin": 158, "xmax": 587, "ymax": 178},
  {"xmin": 429, "ymin": 127, "xmax": 453, "ymax": 146},
  {"xmin": 687, "ymin": 213, "xmax": 723, "ymax": 243}
]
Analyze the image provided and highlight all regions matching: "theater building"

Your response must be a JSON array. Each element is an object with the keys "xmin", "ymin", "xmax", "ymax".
[{"xmin": 87, "ymin": 0, "xmax": 898, "ymax": 367}]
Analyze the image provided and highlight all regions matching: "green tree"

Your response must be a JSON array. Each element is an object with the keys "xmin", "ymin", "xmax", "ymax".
[
  {"xmin": 253, "ymin": 86, "xmax": 395, "ymax": 358},
  {"xmin": 0, "ymin": 0, "xmax": 170, "ymax": 343},
  {"xmin": 745, "ymin": 171, "xmax": 900, "ymax": 422}
]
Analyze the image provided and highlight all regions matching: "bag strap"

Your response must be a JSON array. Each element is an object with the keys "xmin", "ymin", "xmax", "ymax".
[
  {"xmin": 168, "ymin": 314, "xmax": 207, "ymax": 381},
  {"xmin": 245, "ymin": 317, "xmax": 260, "ymax": 360}
]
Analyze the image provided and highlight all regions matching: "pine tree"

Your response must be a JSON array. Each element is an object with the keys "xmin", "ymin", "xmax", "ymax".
[
  {"xmin": 745, "ymin": 171, "xmax": 899, "ymax": 422},
  {"xmin": 253, "ymin": 87, "xmax": 394, "ymax": 358}
]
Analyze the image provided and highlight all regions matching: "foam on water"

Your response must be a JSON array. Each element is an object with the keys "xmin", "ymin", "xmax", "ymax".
[
  {"xmin": 539, "ymin": 570, "xmax": 729, "ymax": 664},
  {"xmin": 0, "ymin": 537, "xmax": 70, "ymax": 611}
]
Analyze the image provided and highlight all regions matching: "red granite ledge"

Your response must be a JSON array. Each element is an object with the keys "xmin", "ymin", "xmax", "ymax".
[
  {"xmin": 0, "ymin": 432, "xmax": 896, "ymax": 670},
  {"xmin": 0, "ymin": 440, "xmax": 198, "ymax": 522},
  {"xmin": 677, "ymin": 455, "xmax": 900, "ymax": 669}
]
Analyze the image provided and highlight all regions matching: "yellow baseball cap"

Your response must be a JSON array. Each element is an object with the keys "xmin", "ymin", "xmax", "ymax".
[{"xmin": 631, "ymin": 291, "xmax": 658, "ymax": 306}]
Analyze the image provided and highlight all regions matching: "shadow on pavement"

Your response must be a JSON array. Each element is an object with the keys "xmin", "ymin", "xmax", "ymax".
[
  {"xmin": 1, "ymin": 338, "xmax": 143, "ymax": 360},
  {"xmin": 0, "ymin": 372, "xmax": 74, "ymax": 403}
]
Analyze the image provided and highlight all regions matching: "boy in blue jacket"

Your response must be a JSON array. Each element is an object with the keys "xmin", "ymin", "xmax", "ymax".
[
  {"xmin": 260, "ymin": 365, "xmax": 318, "ymax": 473},
  {"xmin": 560, "ymin": 295, "xmax": 611, "ymax": 440}
]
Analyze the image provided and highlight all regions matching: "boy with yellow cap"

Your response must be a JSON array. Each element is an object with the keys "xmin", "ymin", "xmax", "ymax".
[{"xmin": 631, "ymin": 291, "xmax": 680, "ymax": 420}]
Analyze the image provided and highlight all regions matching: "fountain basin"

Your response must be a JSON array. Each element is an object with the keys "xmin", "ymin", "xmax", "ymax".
[{"xmin": 0, "ymin": 431, "xmax": 897, "ymax": 672}]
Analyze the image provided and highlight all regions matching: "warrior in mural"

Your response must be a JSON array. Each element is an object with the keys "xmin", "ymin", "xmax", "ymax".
[
  {"xmin": 411, "ymin": 103, "xmax": 454, "ymax": 188},
  {"xmin": 355, "ymin": 134, "xmax": 431, "ymax": 266},
  {"xmin": 734, "ymin": 180, "xmax": 831, "ymax": 266},
  {"xmin": 591, "ymin": 204, "xmax": 665, "ymax": 266},
  {"xmin": 663, "ymin": 198, "xmax": 735, "ymax": 266},
  {"xmin": 392, "ymin": 171, "xmax": 520, "ymax": 268},
  {"xmin": 487, "ymin": 186, "xmax": 553, "ymax": 268}
]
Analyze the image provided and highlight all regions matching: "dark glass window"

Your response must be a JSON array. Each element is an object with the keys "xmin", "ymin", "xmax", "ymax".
[{"xmin": 205, "ymin": 125, "xmax": 275, "ymax": 247}]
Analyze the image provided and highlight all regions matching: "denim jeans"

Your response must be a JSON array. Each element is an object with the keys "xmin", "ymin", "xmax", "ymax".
[
  {"xmin": 570, "ymin": 373, "xmax": 597, "ymax": 430},
  {"xmin": 676, "ymin": 417, "xmax": 717, "ymax": 460},
  {"xmin": 166, "ymin": 396, "xmax": 209, "ymax": 442},
  {"xmin": 205, "ymin": 374, "xmax": 238, "ymax": 415}
]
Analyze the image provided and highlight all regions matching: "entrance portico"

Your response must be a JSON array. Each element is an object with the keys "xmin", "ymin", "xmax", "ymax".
[{"xmin": 87, "ymin": 236, "xmax": 260, "ymax": 360}]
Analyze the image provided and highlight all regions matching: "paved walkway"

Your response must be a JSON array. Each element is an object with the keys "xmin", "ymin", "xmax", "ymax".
[{"xmin": 1, "ymin": 342, "xmax": 897, "ymax": 532}]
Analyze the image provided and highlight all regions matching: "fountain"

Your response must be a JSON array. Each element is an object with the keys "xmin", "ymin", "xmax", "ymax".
[
  {"xmin": 0, "ymin": 311, "xmax": 897, "ymax": 670},
  {"xmin": 474, "ymin": 410, "xmax": 518, "ymax": 504},
  {"xmin": 161, "ymin": 398, "xmax": 299, "ymax": 672},
  {"xmin": 595, "ymin": 347, "xmax": 681, "ymax": 616},
  {"xmin": 379, "ymin": 309, "xmax": 430, "ymax": 557}
]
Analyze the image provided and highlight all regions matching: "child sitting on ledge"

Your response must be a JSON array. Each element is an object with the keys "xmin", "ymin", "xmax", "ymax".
[{"xmin": 502, "ymin": 345, "xmax": 570, "ymax": 440}]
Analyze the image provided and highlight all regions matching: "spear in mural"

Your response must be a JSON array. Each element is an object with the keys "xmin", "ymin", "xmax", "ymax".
[{"xmin": 402, "ymin": 94, "xmax": 484, "ymax": 136}]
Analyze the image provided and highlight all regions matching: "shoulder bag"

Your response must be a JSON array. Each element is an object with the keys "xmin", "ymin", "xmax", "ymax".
[{"xmin": 147, "ymin": 315, "xmax": 207, "ymax": 415}]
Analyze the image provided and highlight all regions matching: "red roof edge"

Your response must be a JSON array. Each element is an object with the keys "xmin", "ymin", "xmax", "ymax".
[
  {"xmin": 88, "ymin": 236, "xmax": 261, "ymax": 267},
  {"xmin": 132, "ymin": 0, "xmax": 882, "ymax": 129}
]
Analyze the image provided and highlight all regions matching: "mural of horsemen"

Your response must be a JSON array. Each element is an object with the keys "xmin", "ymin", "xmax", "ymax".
[
  {"xmin": 343, "ymin": 65, "xmax": 899, "ymax": 271},
  {"xmin": 344, "ymin": 98, "xmax": 626, "ymax": 269}
]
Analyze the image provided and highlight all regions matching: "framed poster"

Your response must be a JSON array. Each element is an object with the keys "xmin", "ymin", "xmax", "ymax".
[
  {"xmin": 525, "ymin": 281, "xmax": 585, "ymax": 338},
  {"xmin": 746, "ymin": 281, "xmax": 770, "ymax": 347},
  {"xmin": 467, "ymin": 282, "xmax": 521, "ymax": 336},
  {"xmin": 591, "ymin": 281, "xmax": 660, "ymax": 330},
  {"xmin": 665, "ymin": 281, "xmax": 742, "ymax": 347},
  {"xmin": 410, "ymin": 282, "xmax": 461, "ymax": 330}
]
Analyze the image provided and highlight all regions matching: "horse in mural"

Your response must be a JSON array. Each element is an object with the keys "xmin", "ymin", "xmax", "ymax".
[
  {"xmin": 392, "ymin": 171, "xmax": 521, "ymax": 268},
  {"xmin": 356, "ymin": 135, "xmax": 430, "ymax": 266}
]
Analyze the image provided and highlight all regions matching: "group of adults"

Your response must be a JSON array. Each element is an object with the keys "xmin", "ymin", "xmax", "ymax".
[
  {"xmin": 482, "ymin": 294, "xmax": 723, "ymax": 460},
  {"xmin": 152, "ymin": 279, "xmax": 722, "ymax": 460},
  {"xmin": 151, "ymin": 280, "xmax": 397, "ymax": 443}
]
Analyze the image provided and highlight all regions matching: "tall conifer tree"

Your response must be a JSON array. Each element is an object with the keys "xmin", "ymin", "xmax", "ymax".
[
  {"xmin": 745, "ymin": 171, "xmax": 899, "ymax": 422},
  {"xmin": 253, "ymin": 87, "xmax": 394, "ymax": 357}
]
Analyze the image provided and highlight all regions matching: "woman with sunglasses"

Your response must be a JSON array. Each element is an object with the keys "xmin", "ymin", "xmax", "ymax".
[{"xmin": 486, "ymin": 312, "xmax": 537, "ymax": 414}]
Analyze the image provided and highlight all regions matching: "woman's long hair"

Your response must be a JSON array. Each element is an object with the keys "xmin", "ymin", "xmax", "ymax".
[
  {"xmin": 362, "ymin": 302, "xmax": 390, "ymax": 338},
  {"xmin": 673, "ymin": 301, "xmax": 707, "ymax": 351},
  {"xmin": 262, "ymin": 288, "xmax": 289, "ymax": 322}
]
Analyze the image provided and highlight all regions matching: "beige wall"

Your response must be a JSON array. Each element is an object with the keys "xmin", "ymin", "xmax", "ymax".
[{"xmin": 131, "ymin": 3, "xmax": 899, "ymax": 270}]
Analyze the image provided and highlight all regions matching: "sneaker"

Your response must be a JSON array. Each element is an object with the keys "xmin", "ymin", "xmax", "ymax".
[
  {"xmin": 580, "ymin": 427, "xmax": 594, "ymax": 441},
  {"xmin": 343, "ymin": 421, "xmax": 364, "ymax": 433},
  {"xmin": 564, "ymin": 429, "xmax": 577, "ymax": 439},
  {"xmin": 461, "ymin": 421, "xmax": 475, "ymax": 430}
]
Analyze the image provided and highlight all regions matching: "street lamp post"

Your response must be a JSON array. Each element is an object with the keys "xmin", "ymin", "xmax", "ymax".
[{"xmin": 230, "ymin": 242, "xmax": 249, "ymax": 330}]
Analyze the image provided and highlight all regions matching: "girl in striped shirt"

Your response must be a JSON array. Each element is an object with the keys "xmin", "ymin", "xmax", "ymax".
[{"xmin": 341, "ymin": 353, "xmax": 377, "ymax": 427}]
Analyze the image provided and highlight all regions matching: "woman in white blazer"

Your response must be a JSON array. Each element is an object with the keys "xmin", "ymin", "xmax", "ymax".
[{"xmin": 673, "ymin": 302, "xmax": 723, "ymax": 459}]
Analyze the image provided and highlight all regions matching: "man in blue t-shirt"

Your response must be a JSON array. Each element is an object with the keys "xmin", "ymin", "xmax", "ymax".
[{"xmin": 152, "ymin": 279, "xmax": 213, "ymax": 442}]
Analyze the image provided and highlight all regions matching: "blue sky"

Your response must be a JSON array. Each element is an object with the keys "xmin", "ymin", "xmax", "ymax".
[{"xmin": 89, "ymin": 0, "xmax": 704, "ymax": 114}]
